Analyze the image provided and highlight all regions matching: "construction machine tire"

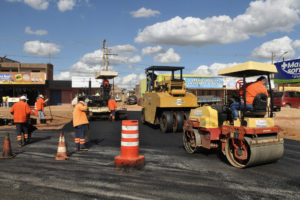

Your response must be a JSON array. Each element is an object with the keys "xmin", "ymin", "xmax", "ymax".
[
  {"xmin": 225, "ymin": 136, "xmax": 284, "ymax": 168},
  {"xmin": 141, "ymin": 108, "xmax": 146, "ymax": 124},
  {"xmin": 175, "ymin": 111, "xmax": 184, "ymax": 132},
  {"xmin": 183, "ymin": 111, "xmax": 190, "ymax": 121},
  {"xmin": 183, "ymin": 128, "xmax": 201, "ymax": 153},
  {"xmin": 160, "ymin": 111, "xmax": 173, "ymax": 133}
]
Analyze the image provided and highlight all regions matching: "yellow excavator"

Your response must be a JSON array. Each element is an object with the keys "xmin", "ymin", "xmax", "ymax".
[{"xmin": 183, "ymin": 61, "xmax": 284, "ymax": 168}]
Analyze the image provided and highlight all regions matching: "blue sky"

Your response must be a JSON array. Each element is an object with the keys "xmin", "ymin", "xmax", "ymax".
[{"xmin": 1, "ymin": 0, "xmax": 300, "ymax": 89}]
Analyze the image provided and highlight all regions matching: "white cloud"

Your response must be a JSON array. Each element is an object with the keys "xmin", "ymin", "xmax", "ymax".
[
  {"xmin": 135, "ymin": 0, "xmax": 300, "ymax": 46},
  {"xmin": 130, "ymin": 7, "xmax": 160, "ymax": 18},
  {"xmin": 114, "ymin": 73, "xmax": 145, "ymax": 89},
  {"xmin": 55, "ymin": 71, "xmax": 70, "ymax": 80},
  {"xmin": 142, "ymin": 46, "xmax": 164, "ymax": 55},
  {"xmin": 154, "ymin": 48, "xmax": 180, "ymax": 63},
  {"xmin": 251, "ymin": 36, "xmax": 295, "ymax": 60},
  {"xmin": 55, "ymin": 44, "xmax": 142, "ymax": 83},
  {"xmin": 57, "ymin": 0, "xmax": 76, "ymax": 12},
  {"xmin": 192, "ymin": 62, "xmax": 237, "ymax": 76},
  {"xmin": 25, "ymin": 26, "xmax": 48, "ymax": 35},
  {"xmin": 24, "ymin": 0, "xmax": 49, "ymax": 10},
  {"xmin": 293, "ymin": 40, "xmax": 300, "ymax": 50},
  {"xmin": 23, "ymin": 40, "xmax": 61, "ymax": 57}
]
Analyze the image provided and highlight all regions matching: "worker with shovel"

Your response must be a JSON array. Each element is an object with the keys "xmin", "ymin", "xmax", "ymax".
[{"xmin": 36, "ymin": 94, "xmax": 48, "ymax": 124}]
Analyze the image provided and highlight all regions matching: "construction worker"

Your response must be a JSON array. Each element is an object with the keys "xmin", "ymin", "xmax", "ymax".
[
  {"xmin": 108, "ymin": 96, "xmax": 117, "ymax": 121},
  {"xmin": 10, "ymin": 96, "xmax": 31, "ymax": 147},
  {"xmin": 146, "ymin": 71, "xmax": 157, "ymax": 92},
  {"xmin": 103, "ymin": 79, "xmax": 109, "ymax": 88},
  {"xmin": 73, "ymin": 96, "xmax": 89, "ymax": 151},
  {"xmin": 231, "ymin": 76, "xmax": 268, "ymax": 119},
  {"xmin": 36, "ymin": 94, "xmax": 48, "ymax": 124}
]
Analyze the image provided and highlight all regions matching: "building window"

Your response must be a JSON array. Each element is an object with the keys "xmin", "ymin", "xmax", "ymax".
[
  {"xmin": 32, "ymin": 70, "xmax": 40, "ymax": 72},
  {"xmin": 1, "ymin": 70, "xmax": 9, "ymax": 72}
]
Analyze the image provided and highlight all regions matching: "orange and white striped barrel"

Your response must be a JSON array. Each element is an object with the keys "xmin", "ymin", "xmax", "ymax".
[
  {"xmin": 114, "ymin": 120, "xmax": 145, "ymax": 168},
  {"xmin": 120, "ymin": 120, "xmax": 139, "ymax": 158}
]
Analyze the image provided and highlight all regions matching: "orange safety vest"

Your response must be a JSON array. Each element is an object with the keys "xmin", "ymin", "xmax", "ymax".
[
  {"xmin": 73, "ymin": 102, "xmax": 89, "ymax": 127},
  {"xmin": 10, "ymin": 101, "xmax": 31, "ymax": 123},
  {"xmin": 36, "ymin": 98, "xmax": 46, "ymax": 111},
  {"xmin": 108, "ymin": 99, "xmax": 117, "ymax": 111},
  {"xmin": 245, "ymin": 81, "xmax": 268, "ymax": 104}
]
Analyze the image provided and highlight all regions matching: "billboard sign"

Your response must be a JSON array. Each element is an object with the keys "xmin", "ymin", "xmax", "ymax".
[
  {"xmin": 274, "ymin": 59, "xmax": 300, "ymax": 83},
  {"xmin": 71, "ymin": 76, "xmax": 102, "ymax": 88},
  {"xmin": 0, "ymin": 72, "xmax": 45, "ymax": 84},
  {"xmin": 183, "ymin": 77, "xmax": 223, "ymax": 88}
]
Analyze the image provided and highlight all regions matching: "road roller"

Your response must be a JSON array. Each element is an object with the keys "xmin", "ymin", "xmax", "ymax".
[
  {"xmin": 183, "ymin": 61, "xmax": 284, "ymax": 168},
  {"xmin": 141, "ymin": 66, "xmax": 198, "ymax": 133}
]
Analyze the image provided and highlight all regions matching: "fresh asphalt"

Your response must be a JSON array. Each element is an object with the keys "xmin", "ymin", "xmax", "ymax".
[{"xmin": 0, "ymin": 111, "xmax": 299, "ymax": 200}]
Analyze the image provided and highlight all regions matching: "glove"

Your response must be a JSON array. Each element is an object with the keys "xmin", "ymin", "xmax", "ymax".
[{"xmin": 84, "ymin": 98, "xmax": 90, "ymax": 104}]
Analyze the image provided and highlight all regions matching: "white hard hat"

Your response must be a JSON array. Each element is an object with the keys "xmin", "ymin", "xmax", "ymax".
[
  {"xmin": 39, "ymin": 95, "xmax": 44, "ymax": 98},
  {"xmin": 20, "ymin": 96, "xmax": 28, "ymax": 100}
]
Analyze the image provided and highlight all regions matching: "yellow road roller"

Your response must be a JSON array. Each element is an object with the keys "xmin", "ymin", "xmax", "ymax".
[
  {"xmin": 141, "ymin": 66, "xmax": 198, "ymax": 133},
  {"xmin": 183, "ymin": 61, "xmax": 284, "ymax": 168}
]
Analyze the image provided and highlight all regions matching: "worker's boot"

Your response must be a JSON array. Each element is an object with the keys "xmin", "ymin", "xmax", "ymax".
[{"xmin": 17, "ymin": 136, "xmax": 22, "ymax": 147}]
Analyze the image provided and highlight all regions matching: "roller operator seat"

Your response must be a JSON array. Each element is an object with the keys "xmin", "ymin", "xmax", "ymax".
[{"xmin": 244, "ymin": 93, "xmax": 268, "ymax": 117}]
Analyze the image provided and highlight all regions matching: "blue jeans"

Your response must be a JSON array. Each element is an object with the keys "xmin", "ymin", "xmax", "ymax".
[
  {"xmin": 230, "ymin": 102, "xmax": 253, "ymax": 118},
  {"xmin": 38, "ymin": 110, "xmax": 45, "ymax": 119}
]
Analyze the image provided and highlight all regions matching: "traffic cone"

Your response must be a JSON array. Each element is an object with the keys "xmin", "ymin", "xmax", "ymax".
[
  {"xmin": 114, "ymin": 120, "xmax": 145, "ymax": 169},
  {"xmin": 55, "ymin": 132, "xmax": 69, "ymax": 160},
  {"xmin": 1, "ymin": 133, "xmax": 16, "ymax": 159}
]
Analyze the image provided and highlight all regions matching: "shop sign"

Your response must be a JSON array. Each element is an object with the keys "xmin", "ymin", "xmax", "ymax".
[
  {"xmin": 274, "ymin": 59, "xmax": 300, "ymax": 83},
  {"xmin": 183, "ymin": 77, "xmax": 223, "ymax": 88},
  {"xmin": 0, "ymin": 72, "xmax": 45, "ymax": 84}
]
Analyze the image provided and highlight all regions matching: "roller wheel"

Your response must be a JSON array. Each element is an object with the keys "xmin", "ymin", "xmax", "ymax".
[
  {"xmin": 225, "ymin": 137, "xmax": 251, "ymax": 168},
  {"xmin": 141, "ymin": 108, "xmax": 146, "ymax": 124},
  {"xmin": 175, "ymin": 111, "xmax": 184, "ymax": 132},
  {"xmin": 160, "ymin": 111, "xmax": 173, "ymax": 133},
  {"xmin": 183, "ymin": 128, "xmax": 199, "ymax": 153}
]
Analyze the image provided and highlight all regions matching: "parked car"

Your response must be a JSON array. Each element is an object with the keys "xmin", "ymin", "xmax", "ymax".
[
  {"xmin": 273, "ymin": 91, "xmax": 300, "ymax": 109},
  {"xmin": 126, "ymin": 95, "xmax": 137, "ymax": 105}
]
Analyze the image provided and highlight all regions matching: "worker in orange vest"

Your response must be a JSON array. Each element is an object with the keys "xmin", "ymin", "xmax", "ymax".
[
  {"xmin": 103, "ymin": 79, "xmax": 109, "ymax": 88},
  {"xmin": 36, "ymin": 94, "xmax": 48, "ymax": 124},
  {"xmin": 108, "ymin": 96, "xmax": 117, "ymax": 121},
  {"xmin": 73, "ymin": 96, "xmax": 89, "ymax": 151},
  {"xmin": 10, "ymin": 96, "xmax": 31, "ymax": 147}
]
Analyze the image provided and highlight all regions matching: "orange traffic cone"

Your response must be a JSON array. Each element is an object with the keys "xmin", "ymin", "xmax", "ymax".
[
  {"xmin": 1, "ymin": 133, "xmax": 16, "ymax": 159},
  {"xmin": 55, "ymin": 133, "xmax": 69, "ymax": 160},
  {"xmin": 114, "ymin": 120, "xmax": 145, "ymax": 169}
]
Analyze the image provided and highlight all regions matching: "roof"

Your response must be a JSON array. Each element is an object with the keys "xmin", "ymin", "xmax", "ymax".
[
  {"xmin": 218, "ymin": 61, "xmax": 278, "ymax": 77},
  {"xmin": 95, "ymin": 71, "xmax": 118, "ymax": 79},
  {"xmin": 146, "ymin": 66, "xmax": 184, "ymax": 71}
]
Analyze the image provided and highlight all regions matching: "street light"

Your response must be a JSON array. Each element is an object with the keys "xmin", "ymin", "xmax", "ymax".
[{"xmin": 281, "ymin": 51, "xmax": 288, "ymax": 61}]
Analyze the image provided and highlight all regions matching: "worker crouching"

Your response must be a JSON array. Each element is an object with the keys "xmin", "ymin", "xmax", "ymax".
[
  {"xmin": 73, "ymin": 96, "xmax": 89, "ymax": 151},
  {"xmin": 108, "ymin": 96, "xmax": 117, "ymax": 121},
  {"xmin": 10, "ymin": 96, "xmax": 31, "ymax": 147}
]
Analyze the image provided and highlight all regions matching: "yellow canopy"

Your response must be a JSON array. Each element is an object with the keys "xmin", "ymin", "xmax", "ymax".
[{"xmin": 218, "ymin": 61, "xmax": 278, "ymax": 77}]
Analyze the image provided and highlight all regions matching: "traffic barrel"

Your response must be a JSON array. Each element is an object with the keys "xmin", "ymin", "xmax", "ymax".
[
  {"xmin": 114, "ymin": 120, "xmax": 145, "ymax": 169},
  {"xmin": 55, "ymin": 132, "xmax": 69, "ymax": 160},
  {"xmin": 1, "ymin": 133, "xmax": 16, "ymax": 159}
]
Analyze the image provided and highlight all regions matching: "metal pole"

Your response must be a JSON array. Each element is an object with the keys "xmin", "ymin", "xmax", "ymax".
[{"xmin": 267, "ymin": 74, "xmax": 274, "ymax": 118}]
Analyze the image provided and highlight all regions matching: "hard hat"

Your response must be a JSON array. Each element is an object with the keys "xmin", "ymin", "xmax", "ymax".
[
  {"xmin": 39, "ymin": 94, "xmax": 44, "ymax": 98},
  {"xmin": 20, "ymin": 96, "xmax": 28, "ymax": 100}
]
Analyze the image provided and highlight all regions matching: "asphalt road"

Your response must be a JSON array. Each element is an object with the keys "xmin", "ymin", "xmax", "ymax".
[{"xmin": 0, "ymin": 111, "xmax": 299, "ymax": 200}]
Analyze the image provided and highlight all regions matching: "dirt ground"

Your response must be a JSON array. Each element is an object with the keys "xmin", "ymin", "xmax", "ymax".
[
  {"xmin": 0, "ymin": 103, "xmax": 142, "ymax": 131},
  {"xmin": 0, "ymin": 104, "xmax": 299, "ymax": 141}
]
